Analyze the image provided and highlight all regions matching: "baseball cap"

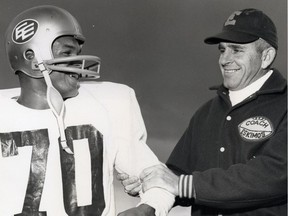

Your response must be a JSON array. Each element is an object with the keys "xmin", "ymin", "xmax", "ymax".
[{"xmin": 204, "ymin": 8, "xmax": 278, "ymax": 49}]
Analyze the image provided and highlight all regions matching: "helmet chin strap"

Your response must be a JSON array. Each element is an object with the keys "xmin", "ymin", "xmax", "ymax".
[{"xmin": 37, "ymin": 60, "xmax": 74, "ymax": 155}]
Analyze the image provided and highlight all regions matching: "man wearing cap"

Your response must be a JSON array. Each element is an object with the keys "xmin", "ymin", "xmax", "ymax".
[{"xmin": 119, "ymin": 8, "xmax": 287, "ymax": 215}]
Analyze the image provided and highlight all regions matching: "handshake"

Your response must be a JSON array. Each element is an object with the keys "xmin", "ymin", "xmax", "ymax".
[{"xmin": 117, "ymin": 163, "xmax": 180, "ymax": 197}]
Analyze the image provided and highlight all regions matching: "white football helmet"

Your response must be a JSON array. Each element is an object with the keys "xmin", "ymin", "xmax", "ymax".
[{"xmin": 5, "ymin": 5, "xmax": 100, "ymax": 79}]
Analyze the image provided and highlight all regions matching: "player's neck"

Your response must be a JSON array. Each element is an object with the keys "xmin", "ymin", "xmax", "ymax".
[
  {"xmin": 17, "ymin": 89, "xmax": 49, "ymax": 110},
  {"xmin": 17, "ymin": 73, "xmax": 50, "ymax": 110}
]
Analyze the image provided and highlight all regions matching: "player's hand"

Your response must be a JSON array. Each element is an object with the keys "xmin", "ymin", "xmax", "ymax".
[
  {"xmin": 140, "ymin": 163, "xmax": 179, "ymax": 196},
  {"xmin": 117, "ymin": 204, "xmax": 155, "ymax": 216},
  {"xmin": 116, "ymin": 173, "xmax": 141, "ymax": 197}
]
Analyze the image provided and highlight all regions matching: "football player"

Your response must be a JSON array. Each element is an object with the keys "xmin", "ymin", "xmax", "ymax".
[{"xmin": 0, "ymin": 5, "xmax": 174, "ymax": 216}]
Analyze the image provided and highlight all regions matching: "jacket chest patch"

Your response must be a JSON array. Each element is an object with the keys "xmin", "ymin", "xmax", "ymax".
[{"xmin": 238, "ymin": 116, "xmax": 274, "ymax": 141}]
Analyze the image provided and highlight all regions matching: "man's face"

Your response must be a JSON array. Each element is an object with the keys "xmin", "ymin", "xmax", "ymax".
[
  {"xmin": 218, "ymin": 41, "xmax": 265, "ymax": 91},
  {"xmin": 50, "ymin": 36, "xmax": 82, "ymax": 99}
]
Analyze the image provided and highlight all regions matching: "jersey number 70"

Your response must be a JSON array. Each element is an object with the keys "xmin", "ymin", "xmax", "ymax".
[{"xmin": 1, "ymin": 124, "xmax": 105, "ymax": 216}]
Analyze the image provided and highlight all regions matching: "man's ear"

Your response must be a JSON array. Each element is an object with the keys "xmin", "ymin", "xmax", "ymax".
[{"xmin": 261, "ymin": 47, "xmax": 276, "ymax": 69}]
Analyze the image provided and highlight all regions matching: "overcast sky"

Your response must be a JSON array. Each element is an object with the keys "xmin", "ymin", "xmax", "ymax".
[{"xmin": 0, "ymin": 0, "xmax": 286, "ymax": 214}]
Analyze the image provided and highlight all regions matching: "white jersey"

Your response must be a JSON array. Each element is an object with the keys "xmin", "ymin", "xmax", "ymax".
[{"xmin": 0, "ymin": 82, "xmax": 174, "ymax": 216}]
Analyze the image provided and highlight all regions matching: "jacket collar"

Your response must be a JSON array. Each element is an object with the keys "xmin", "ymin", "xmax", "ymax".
[
  {"xmin": 257, "ymin": 69, "xmax": 286, "ymax": 94},
  {"xmin": 210, "ymin": 69, "xmax": 287, "ymax": 95}
]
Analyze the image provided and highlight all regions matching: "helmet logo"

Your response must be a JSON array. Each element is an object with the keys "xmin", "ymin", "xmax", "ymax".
[{"xmin": 12, "ymin": 19, "xmax": 38, "ymax": 44}]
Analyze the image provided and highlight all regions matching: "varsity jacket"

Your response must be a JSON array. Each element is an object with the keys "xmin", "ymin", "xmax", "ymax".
[
  {"xmin": 0, "ymin": 82, "xmax": 174, "ymax": 216},
  {"xmin": 166, "ymin": 69, "xmax": 287, "ymax": 215}
]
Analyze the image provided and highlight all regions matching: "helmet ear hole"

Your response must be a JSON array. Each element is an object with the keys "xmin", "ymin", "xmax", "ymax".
[{"xmin": 24, "ymin": 49, "xmax": 35, "ymax": 61}]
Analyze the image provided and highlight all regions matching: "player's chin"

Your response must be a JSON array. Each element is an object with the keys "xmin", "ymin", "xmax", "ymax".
[
  {"xmin": 70, "ymin": 84, "xmax": 80, "ymax": 95},
  {"xmin": 61, "ymin": 83, "xmax": 80, "ymax": 99},
  {"xmin": 63, "ymin": 89, "xmax": 79, "ymax": 100}
]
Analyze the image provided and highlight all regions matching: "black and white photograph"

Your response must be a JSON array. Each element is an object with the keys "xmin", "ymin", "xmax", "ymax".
[{"xmin": 0, "ymin": 0, "xmax": 286, "ymax": 215}]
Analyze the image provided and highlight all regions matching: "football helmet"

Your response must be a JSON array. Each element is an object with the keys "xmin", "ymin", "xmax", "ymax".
[{"xmin": 5, "ymin": 5, "xmax": 100, "ymax": 78}]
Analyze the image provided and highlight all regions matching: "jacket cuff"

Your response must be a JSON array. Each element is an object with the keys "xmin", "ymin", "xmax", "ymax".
[{"xmin": 179, "ymin": 174, "xmax": 195, "ymax": 199}]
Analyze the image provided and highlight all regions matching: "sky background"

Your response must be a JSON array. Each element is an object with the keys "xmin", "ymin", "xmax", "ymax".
[{"xmin": 0, "ymin": 0, "xmax": 286, "ymax": 215}]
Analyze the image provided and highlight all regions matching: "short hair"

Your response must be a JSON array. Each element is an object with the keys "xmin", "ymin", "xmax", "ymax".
[
  {"xmin": 254, "ymin": 38, "xmax": 273, "ymax": 53},
  {"xmin": 254, "ymin": 38, "xmax": 277, "ymax": 68}
]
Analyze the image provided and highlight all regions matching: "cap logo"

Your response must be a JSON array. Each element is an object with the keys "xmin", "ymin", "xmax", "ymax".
[
  {"xmin": 238, "ymin": 116, "xmax": 274, "ymax": 141},
  {"xmin": 224, "ymin": 11, "xmax": 242, "ymax": 26},
  {"xmin": 12, "ymin": 19, "xmax": 38, "ymax": 44}
]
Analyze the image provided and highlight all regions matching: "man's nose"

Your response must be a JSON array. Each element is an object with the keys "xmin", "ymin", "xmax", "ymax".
[{"xmin": 219, "ymin": 50, "xmax": 233, "ymax": 65}]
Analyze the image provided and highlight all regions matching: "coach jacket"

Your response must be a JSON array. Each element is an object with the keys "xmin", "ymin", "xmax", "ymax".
[{"xmin": 167, "ymin": 69, "xmax": 287, "ymax": 215}]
